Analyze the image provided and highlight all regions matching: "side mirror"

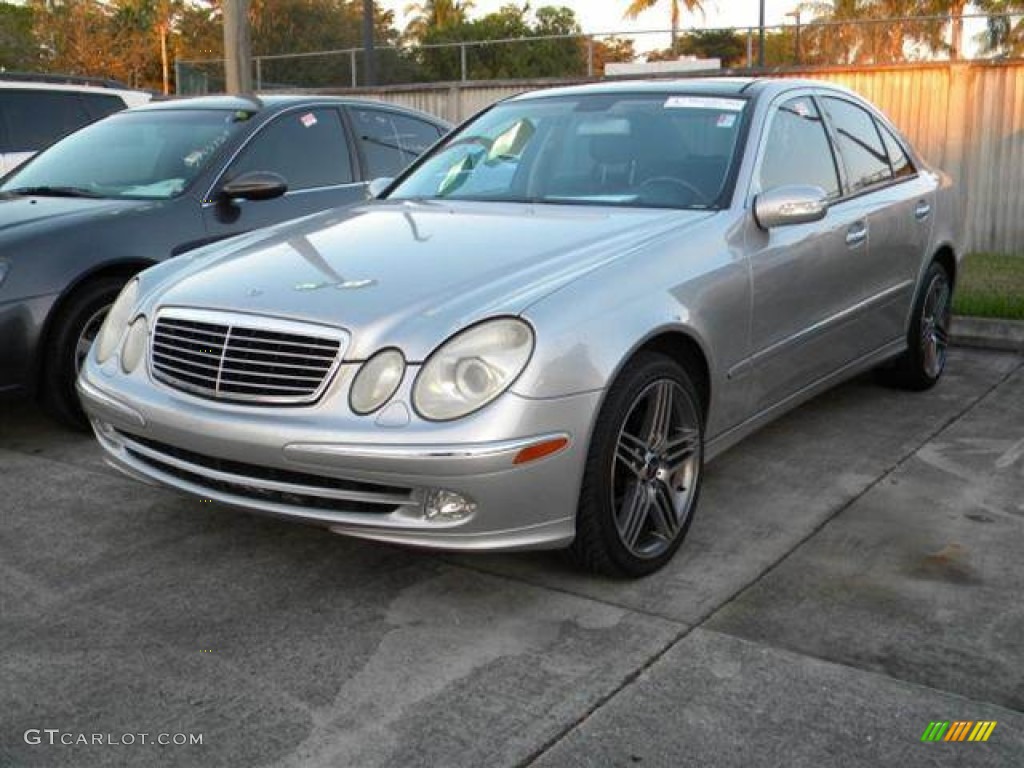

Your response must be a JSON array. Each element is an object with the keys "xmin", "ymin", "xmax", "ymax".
[
  {"xmin": 367, "ymin": 177, "xmax": 394, "ymax": 199},
  {"xmin": 753, "ymin": 185, "xmax": 828, "ymax": 230},
  {"xmin": 221, "ymin": 171, "xmax": 287, "ymax": 202}
]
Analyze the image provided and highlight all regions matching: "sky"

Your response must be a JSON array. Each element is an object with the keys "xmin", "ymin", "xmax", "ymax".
[{"xmin": 378, "ymin": 0, "xmax": 799, "ymax": 51}]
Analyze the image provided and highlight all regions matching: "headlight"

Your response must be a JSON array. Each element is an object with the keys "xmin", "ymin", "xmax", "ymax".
[
  {"xmin": 350, "ymin": 348, "xmax": 405, "ymax": 414},
  {"xmin": 120, "ymin": 316, "xmax": 149, "ymax": 373},
  {"xmin": 413, "ymin": 318, "xmax": 534, "ymax": 421},
  {"xmin": 94, "ymin": 279, "xmax": 139, "ymax": 364}
]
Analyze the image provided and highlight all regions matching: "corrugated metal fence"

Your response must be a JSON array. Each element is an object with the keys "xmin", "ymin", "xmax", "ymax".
[{"xmin": 328, "ymin": 62, "xmax": 1024, "ymax": 253}]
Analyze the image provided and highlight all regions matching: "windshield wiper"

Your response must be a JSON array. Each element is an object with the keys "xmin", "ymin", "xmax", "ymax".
[{"xmin": 3, "ymin": 185, "xmax": 103, "ymax": 198}]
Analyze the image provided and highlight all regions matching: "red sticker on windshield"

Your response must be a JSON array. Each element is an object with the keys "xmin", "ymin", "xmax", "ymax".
[{"xmin": 300, "ymin": 113, "xmax": 318, "ymax": 128}]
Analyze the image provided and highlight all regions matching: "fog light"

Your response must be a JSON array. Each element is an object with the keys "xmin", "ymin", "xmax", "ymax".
[{"xmin": 423, "ymin": 489, "xmax": 476, "ymax": 522}]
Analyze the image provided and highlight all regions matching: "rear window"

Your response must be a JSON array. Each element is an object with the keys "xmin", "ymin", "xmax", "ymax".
[
  {"xmin": 0, "ymin": 90, "xmax": 92, "ymax": 152},
  {"xmin": 821, "ymin": 96, "xmax": 893, "ymax": 193},
  {"xmin": 82, "ymin": 93, "xmax": 128, "ymax": 120}
]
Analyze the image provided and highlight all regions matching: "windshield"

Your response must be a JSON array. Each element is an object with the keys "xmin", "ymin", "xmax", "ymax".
[
  {"xmin": 389, "ymin": 93, "xmax": 748, "ymax": 210},
  {"xmin": 0, "ymin": 109, "xmax": 251, "ymax": 200}
]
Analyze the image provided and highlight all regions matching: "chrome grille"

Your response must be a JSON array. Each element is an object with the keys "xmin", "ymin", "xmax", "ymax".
[{"xmin": 150, "ymin": 309, "xmax": 347, "ymax": 405}]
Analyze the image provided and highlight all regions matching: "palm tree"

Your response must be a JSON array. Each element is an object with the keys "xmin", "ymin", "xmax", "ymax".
[
  {"xmin": 623, "ymin": 0, "xmax": 704, "ymax": 53},
  {"xmin": 404, "ymin": 0, "xmax": 474, "ymax": 41}
]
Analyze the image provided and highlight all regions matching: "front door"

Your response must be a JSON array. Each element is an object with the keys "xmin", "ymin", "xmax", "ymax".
[
  {"xmin": 745, "ymin": 93, "xmax": 870, "ymax": 413},
  {"xmin": 202, "ymin": 106, "xmax": 367, "ymax": 238}
]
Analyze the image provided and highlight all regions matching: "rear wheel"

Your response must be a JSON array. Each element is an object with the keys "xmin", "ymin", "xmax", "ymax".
[
  {"xmin": 40, "ymin": 277, "xmax": 127, "ymax": 430},
  {"xmin": 569, "ymin": 352, "xmax": 704, "ymax": 578},
  {"xmin": 882, "ymin": 261, "xmax": 952, "ymax": 391}
]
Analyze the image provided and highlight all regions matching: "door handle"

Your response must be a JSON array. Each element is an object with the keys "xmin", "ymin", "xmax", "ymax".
[
  {"xmin": 845, "ymin": 222, "xmax": 868, "ymax": 247},
  {"xmin": 915, "ymin": 200, "xmax": 931, "ymax": 220}
]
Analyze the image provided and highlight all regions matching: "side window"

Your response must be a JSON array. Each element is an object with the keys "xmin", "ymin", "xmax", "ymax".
[
  {"xmin": 82, "ymin": 93, "xmax": 128, "ymax": 120},
  {"xmin": 759, "ymin": 96, "xmax": 841, "ymax": 199},
  {"xmin": 351, "ymin": 108, "xmax": 440, "ymax": 178},
  {"xmin": 228, "ymin": 108, "xmax": 353, "ymax": 190},
  {"xmin": 821, "ymin": 96, "xmax": 893, "ymax": 192},
  {"xmin": 1, "ymin": 91, "xmax": 91, "ymax": 151},
  {"xmin": 878, "ymin": 122, "xmax": 915, "ymax": 179}
]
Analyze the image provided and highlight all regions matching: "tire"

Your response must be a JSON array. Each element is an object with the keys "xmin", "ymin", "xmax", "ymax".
[
  {"xmin": 568, "ymin": 352, "xmax": 705, "ymax": 578},
  {"xmin": 880, "ymin": 261, "xmax": 952, "ymax": 391},
  {"xmin": 40, "ymin": 277, "xmax": 127, "ymax": 430}
]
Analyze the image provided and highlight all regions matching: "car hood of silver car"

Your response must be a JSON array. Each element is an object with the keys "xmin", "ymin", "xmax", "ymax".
[{"xmin": 146, "ymin": 199, "xmax": 716, "ymax": 360}]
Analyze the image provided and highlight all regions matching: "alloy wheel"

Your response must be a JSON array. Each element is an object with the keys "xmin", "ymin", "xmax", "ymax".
[
  {"xmin": 920, "ymin": 273, "xmax": 951, "ymax": 379},
  {"xmin": 611, "ymin": 379, "xmax": 701, "ymax": 560}
]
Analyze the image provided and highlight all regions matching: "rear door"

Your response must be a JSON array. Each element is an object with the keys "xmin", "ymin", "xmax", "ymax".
[
  {"xmin": 819, "ymin": 94, "xmax": 933, "ymax": 346},
  {"xmin": 202, "ymin": 106, "xmax": 365, "ymax": 237},
  {"xmin": 745, "ymin": 92, "xmax": 871, "ymax": 413},
  {"xmin": 347, "ymin": 106, "xmax": 445, "ymax": 180}
]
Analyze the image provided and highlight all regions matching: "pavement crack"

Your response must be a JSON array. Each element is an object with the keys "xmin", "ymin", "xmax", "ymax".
[{"xmin": 517, "ymin": 625, "xmax": 689, "ymax": 768}]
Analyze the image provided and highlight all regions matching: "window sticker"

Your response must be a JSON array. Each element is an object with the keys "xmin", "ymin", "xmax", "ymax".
[
  {"xmin": 300, "ymin": 112, "xmax": 318, "ymax": 128},
  {"xmin": 716, "ymin": 113, "xmax": 737, "ymax": 128},
  {"xmin": 792, "ymin": 101, "xmax": 810, "ymax": 117},
  {"xmin": 664, "ymin": 96, "xmax": 745, "ymax": 111}
]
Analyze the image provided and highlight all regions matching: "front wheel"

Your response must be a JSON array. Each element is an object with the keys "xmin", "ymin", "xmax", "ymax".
[
  {"xmin": 882, "ymin": 261, "xmax": 952, "ymax": 391},
  {"xmin": 569, "ymin": 352, "xmax": 704, "ymax": 578},
  {"xmin": 40, "ymin": 277, "xmax": 127, "ymax": 430}
]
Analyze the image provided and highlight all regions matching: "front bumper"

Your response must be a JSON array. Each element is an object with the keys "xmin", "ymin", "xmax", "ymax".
[
  {"xmin": 77, "ymin": 369, "xmax": 602, "ymax": 552},
  {"xmin": 0, "ymin": 292, "xmax": 59, "ymax": 396}
]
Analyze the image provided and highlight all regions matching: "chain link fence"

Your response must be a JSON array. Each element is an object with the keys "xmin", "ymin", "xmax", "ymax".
[{"xmin": 175, "ymin": 12, "xmax": 1024, "ymax": 95}]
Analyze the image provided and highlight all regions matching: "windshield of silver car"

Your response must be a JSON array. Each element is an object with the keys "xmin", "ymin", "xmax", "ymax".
[
  {"xmin": 0, "ymin": 109, "xmax": 250, "ymax": 200},
  {"xmin": 388, "ymin": 93, "xmax": 747, "ymax": 209}
]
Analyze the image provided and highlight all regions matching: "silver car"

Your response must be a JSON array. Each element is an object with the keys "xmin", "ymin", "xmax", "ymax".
[{"xmin": 78, "ymin": 79, "xmax": 958, "ymax": 577}]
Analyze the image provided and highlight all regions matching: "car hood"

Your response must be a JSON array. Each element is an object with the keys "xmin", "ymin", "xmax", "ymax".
[
  {"xmin": 148, "ymin": 200, "xmax": 716, "ymax": 360},
  {"xmin": 0, "ymin": 194, "xmax": 156, "ymax": 237}
]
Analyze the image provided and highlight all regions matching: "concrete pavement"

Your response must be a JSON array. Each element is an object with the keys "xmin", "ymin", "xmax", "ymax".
[{"xmin": 0, "ymin": 347, "xmax": 1021, "ymax": 767}]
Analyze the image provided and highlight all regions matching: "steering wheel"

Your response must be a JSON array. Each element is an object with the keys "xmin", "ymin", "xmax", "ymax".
[{"xmin": 637, "ymin": 177, "xmax": 710, "ymax": 207}]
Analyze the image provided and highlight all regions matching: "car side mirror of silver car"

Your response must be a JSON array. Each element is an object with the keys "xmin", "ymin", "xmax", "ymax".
[
  {"xmin": 753, "ymin": 185, "xmax": 829, "ymax": 230},
  {"xmin": 221, "ymin": 171, "xmax": 288, "ymax": 202},
  {"xmin": 367, "ymin": 177, "xmax": 394, "ymax": 199}
]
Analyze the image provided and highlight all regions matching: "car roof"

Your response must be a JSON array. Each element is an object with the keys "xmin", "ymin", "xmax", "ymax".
[
  {"xmin": 131, "ymin": 93, "xmax": 451, "ymax": 125},
  {"xmin": 0, "ymin": 77, "xmax": 151, "ymax": 102},
  {"xmin": 505, "ymin": 77, "xmax": 858, "ymax": 105},
  {"xmin": 508, "ymin": 77, "xmax": 760, "ymax": 101}
]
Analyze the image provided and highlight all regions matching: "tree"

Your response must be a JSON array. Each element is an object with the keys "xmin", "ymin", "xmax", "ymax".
[
  {"xmin": 623, "ymin": 0, "xmax": 703, "ymax": 53},
  {"xmin": 0, "ymin": 2, "xmax": 40, "ymax": 72},
  {"xmin": 798, "ymin": 0, "xmax": 981, "ymax": 64},
  {"xmin": 403, "ymin": 0, "xmax": 474, "ymax": 41},
  {"xmin": 110, "ymin": 0, "xmax": 184, "ymax": 93},
  {"xmin": 974, "ymin": 0, "xmax": 1024, "ymax": 56},
  {"xmin": 654, "ymin": 28, "xmax": 746, "ymax": 67},
  {"xmin": 416, "ymin": 4, "xmax": 588, "ymax": 82},
  {"xmin": 29, "ymin": 0, "xmax": 122, "ymax": 80},
  {"xmin": 175, "ymin": 0, "xmax": 412, "ymax": 89},
  {"xmin": 591, "ymin": 35, "xmax": 635, "ymax": 76}
]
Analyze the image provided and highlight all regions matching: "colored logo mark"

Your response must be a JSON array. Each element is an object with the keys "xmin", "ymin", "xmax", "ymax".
[{"xmin": 921, "ymin": 721, "xmax": 997, "ymax": 742}]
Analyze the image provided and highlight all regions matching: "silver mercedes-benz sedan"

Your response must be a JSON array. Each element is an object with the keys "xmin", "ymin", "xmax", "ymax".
[{"xmin": 78, "ymin": 78, "xmax": 958, "ymax": 577}]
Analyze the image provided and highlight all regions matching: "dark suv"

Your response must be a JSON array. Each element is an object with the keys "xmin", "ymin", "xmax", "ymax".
[{"xmin": 0, "ymin": 94, "xmax": 450, "ymax": 426}]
